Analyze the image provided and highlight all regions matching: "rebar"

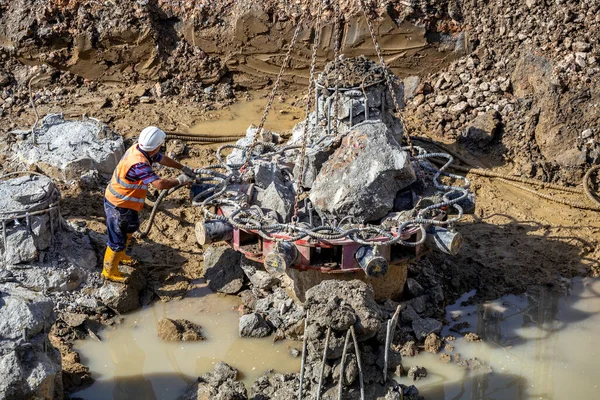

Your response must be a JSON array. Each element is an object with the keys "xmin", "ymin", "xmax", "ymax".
[
  {"xmin": 298, "ymin": 314, "xmax": 309, "ymax": 400},
  {"xmin": 337, "ymin": 329, "xmax": 352, "ymax": 400},
  {"xmin": 350, "ymin": 326, "xmax": 365, "ymax": 400},
  {"xmin": 316, "ymin": 326, "xmax": 332, "ymax": 400},
  {"xmin": 383, "ymin": 305, "xmax": 402, "ymax": 381}
]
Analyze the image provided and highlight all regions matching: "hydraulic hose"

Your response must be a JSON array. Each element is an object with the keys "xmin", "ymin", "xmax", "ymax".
[
  {"xmin": 166, "ymin": 133, "xmax": 243, "ymax": 143},
  {"xmin": 413, "ymin": 136, "xmax": 600, "ymax": 211},
  {"xmin": 138, "ymin": 184, "xmax": 186, "ymax": 238}
]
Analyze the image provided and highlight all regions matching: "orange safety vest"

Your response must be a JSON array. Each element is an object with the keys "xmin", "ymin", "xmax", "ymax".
[{"xmin": 104, "ymin": 145, "xmax": 152, "ymax": 211}]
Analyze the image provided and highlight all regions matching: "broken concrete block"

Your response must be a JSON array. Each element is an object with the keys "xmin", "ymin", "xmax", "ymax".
[
  {"xmin": 203, "ymin": 245, "xmax": 244, "ymax": 294},
  {"xmin": 13, "ymin": 114, "xmax": 124, "ymax": 181},
  {"xmin": 309, "ymin": 121, "xmax": 416, "ymax": 223},
  {"xmin": 0, "ymin": 283, "xmax": 55, "ymax": 341},
  {"xmin": 254, "ymin": 180, "xmax": 295, "ymax": 223},
  {"xmin": 239, "ymin": 313, "xmax": 272, "ymax": 338},
  {"xmin": 97, "ymin": 266, "xmax": 145, "ymax": 313},
  {"xmin": 305, "ymin": 280, "xmax": 382, "ymax": 340}
]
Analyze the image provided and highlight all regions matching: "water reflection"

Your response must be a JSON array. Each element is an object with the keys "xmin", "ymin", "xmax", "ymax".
[{"xmin": 397, "ymin": 277, "xmax": 600, "ymax": 400}]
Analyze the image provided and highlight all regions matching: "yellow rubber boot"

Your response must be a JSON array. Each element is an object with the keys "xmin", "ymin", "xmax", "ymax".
[
  {"xmin": 101, "ymin": 247, "xmax": 128, "ymax": 283},
  {"xmin": 120, "ymin": 233, "xmax": 135, "ymax": 265}
]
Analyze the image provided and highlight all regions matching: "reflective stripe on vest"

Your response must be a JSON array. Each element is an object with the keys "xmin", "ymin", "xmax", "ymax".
[
  {"xmin": 104, "ymin": 145, "xmax": 152, "ymax": 211},
  {"xmin": 107, "ymin": 185, "xmax": 145, "ymax": 204},
  {"xmin": 112, "ymin": 171, "xmax": 149, "ymax": 190}
]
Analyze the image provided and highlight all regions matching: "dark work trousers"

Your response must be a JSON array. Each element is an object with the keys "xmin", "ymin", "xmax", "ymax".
[{"xmin": 104, "ymin": 199, "xmax": 140, "ymax": 252}]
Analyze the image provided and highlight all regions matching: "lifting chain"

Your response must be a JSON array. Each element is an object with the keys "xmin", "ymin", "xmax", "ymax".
[
  {"xmin": 358, "ymin": 0, "xmax": 419, "ymax": 159},
  {"xmin": 292, "ymin": 3, "xmax": 324, "ymax": 222},
  {"xmin": 332, "ymin": 0, "xmax": 342, "ymax": 137},
  {"xmin": 241, "ymin": 13, "xmax": 305, "ymax": 171}
]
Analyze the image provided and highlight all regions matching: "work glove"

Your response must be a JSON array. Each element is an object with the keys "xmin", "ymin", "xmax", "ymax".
[
  {"xmin": 181, "ymin": 165, "xmax": 195, "ymax": 177},
  {"xmin": 176, "ymin": 174, "xmax": 193, "ymax": 185}
]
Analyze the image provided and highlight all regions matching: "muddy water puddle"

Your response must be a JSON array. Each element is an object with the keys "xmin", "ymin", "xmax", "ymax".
[
  {"xmin": 188, "ymin": 96, "xmax": 304, "ymax": 140},
  {"xmin": 72, "ymin": 283, "xmax": 300, "ymax": 400},
  {"xmin": 396, "ymin": 277, "xmax": 600, "ymax": 399}
]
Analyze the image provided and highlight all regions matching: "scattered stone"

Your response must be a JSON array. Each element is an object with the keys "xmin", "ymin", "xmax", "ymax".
[
  {"xmin": 403, "ymin": 76, "xmax": 421, "ymax": 100},
  {"xmin": 445, "ymin": 343, "xmax": 455, "ymax": 352},
  {"xmin": 203, "ymin": 246, "xmax": 244, "ymax": 294},
  {"xmin": 572, "ymin": 41, "xmax": 591, "ymax": 53},
  {"xmin": 435, "ymin": 95, "xmax": 449, "ymax": 106},
  {"xmin": 407, "ymin": 366, "xmax": 428, "ymax": 381},
  {"xmin": 450, "ymin": 321, "xmax": 470, "ymax": 333},
  {"xmin": 157, "ymin": 318, "xmax": 205, "ymax": 342},
  {"xmin": 177, "ymin": 362, "xmax": 247, "ymax": 400},
  {"xmin": 424, "ymin": 333, "xmax": 442, "ymax": 354},
  {"xmin": 464, "ymin": 332, "xmax": 482, "ymax": 342},
  {"xmin": 60, "ymin": 312, "xmax": 87, "ymax": 328},
  {"xmin": 439, "ymin": 353, "xmax": 452, "ymax": 363},
  {"xmin": 289, "ymin": 347, "xmax": 300, "ymax": 358},
  {"xmin": 239, "ymin": 313, "xmax": 272, "ymax": 338},
  {"xmin": 461, "ymin": 110, "xmax": 500, "ymax": 147},
  {"xmin": 399, "ymin": 341, "xmax": 419, "ymax": 357}
]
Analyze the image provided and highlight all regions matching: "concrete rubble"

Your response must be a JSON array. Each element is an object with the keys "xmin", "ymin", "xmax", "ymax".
[
  {"xmin": 12, "ymin": 114, "xmax": 124, "ymax": 182},
  {"xmin": 309, "ymin": 121, "xmax": 416, "ymax": 223},
  {"xmin": 0, "ymin": 283, "xmax": 62, "ymax": 400},
  {"xmin": 203, "ymin": 246, "xmax": 244, "ymax": 294}
]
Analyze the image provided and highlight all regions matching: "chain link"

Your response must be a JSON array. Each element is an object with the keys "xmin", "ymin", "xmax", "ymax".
[
  {"xmin": 292, "ymin": 4, "xmax": 324, "ymax": 222},
  {"xmin": 358, "ymin": 0, "xmax": 418, "ymax": 159},
  {"xmin": 332, "ymin": 0, "xmax": 342, "ymax": 137},
  {"xmin": 241, "ymin": 14, "xmax": 305, "ymax": 171}
]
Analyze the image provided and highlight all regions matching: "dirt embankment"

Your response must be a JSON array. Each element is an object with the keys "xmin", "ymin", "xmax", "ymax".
[{"xmin": 2, "ymin": 0, "xmax": 599, "ymax": 185}]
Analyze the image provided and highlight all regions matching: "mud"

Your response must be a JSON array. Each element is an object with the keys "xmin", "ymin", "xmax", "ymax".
[{"xmin": 0, "ymin": 0, "xmax": 599, "ymax": 399}]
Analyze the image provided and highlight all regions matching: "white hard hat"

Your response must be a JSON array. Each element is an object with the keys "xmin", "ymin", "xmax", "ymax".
[{"xmin": 138, "ymin": 126, "xmax": 166, "ymax": 151}]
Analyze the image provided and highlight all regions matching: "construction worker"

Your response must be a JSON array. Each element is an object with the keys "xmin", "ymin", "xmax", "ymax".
[{"xmin": 102, "ymin": 126, "xmax": 194, "ymax": 283}]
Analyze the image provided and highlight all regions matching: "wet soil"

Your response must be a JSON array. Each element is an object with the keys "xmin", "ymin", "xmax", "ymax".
[{"xmin": 1, "ymin": 1, "xmax": 600, "ymax": 397}]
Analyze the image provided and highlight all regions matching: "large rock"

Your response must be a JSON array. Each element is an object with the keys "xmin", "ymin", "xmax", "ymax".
[
  {"xmin": 14, "ymin": 114, "xmax": 124, "ymax": 181},
  {"xmin": 0, "ymin": 283, "xmax": 54, "ymax": 340},
  {"xmin": 239, "ymin": 313, "xmax": 272, "ymax": 338},
  {"xmin": 203, "ymin": 245, "xmax": 244, "ymax": 294},
  {"xmin": 0, "ymin": 175, "xmax": 60, "ymax": 265},
  {"xmin": 0, "ymin": 342, "xmax": 63, "ymax": 400},
  {"xmin": 157, "ymin": 318, "xmax": 205, "ymax": 342},
  {"xmin": 0, "ymin": 283, "xmax": 62, "ymax": 400},
  {"xmin": 96, "ymin": 266, "xmax": 145, "ymax": 313},
  {"xmin": 305, "ymin": 280, "xmax": 382, "ymax": 340},
  {"xmin": 309, "ymin": 121, "xmax": 416, "ymax": 223}
]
